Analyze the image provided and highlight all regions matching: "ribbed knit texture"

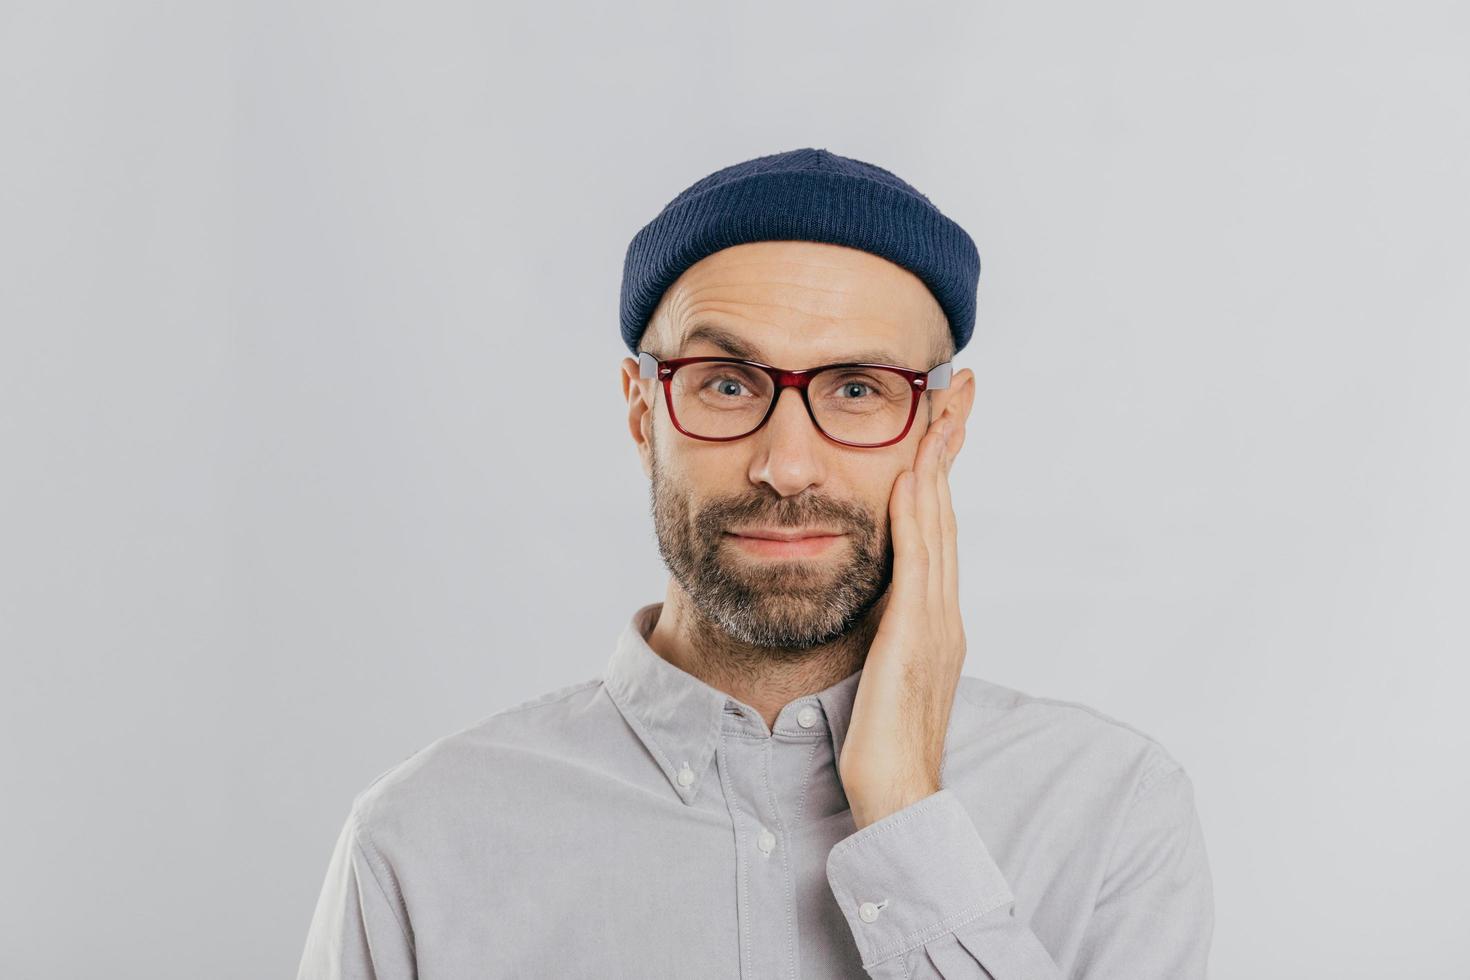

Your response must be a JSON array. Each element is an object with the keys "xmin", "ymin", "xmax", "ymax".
[{"xmin": 619, "ymin": 147, "xmax": 980, "ymax": 357}]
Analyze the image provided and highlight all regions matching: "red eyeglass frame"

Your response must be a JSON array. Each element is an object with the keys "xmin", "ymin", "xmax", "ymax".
[{"xmin": 638, "ymin": 350, "xmax": 953, "ymax": 448}]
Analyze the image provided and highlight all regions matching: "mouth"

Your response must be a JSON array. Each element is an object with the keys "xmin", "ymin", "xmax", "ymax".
[
  {"xmin": 724, "ymin": 530, "xmax": 846, "ymax": 559},
  {"xmin": 727, "ymin": 526, "xmax": 843, "ymax": 541}
]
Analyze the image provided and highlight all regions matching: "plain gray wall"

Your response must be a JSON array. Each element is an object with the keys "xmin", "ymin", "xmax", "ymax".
[{"xmin": 3, "ymin": 1, "xmax": 1467, "ymax": 976}]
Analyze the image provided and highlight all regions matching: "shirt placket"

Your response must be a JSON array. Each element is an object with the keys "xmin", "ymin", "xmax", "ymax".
[{"xmin": 716, "ymin": 702, "xmax": 811, "ymax": 980}]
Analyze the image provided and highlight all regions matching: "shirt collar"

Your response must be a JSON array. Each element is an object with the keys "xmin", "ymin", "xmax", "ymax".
[{"xmin": 603, "ymin": 601, "xmax": 864, "ymax": 806}]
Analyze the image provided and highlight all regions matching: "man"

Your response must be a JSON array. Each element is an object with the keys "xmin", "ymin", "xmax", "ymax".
[{"xmin": 297, "ymin": 147, "xmax": 1214, "ymax": 978}]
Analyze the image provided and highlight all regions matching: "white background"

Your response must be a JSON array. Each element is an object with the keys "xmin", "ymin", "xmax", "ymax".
[{"xmin": 2, "ymin": 1, "xmax": 1467, "ymax": 976}]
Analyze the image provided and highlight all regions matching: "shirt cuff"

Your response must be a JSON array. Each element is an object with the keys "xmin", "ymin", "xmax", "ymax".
[{"xmin": 825, "ymin": 787, "xmax": 1014, "ymax": 969}]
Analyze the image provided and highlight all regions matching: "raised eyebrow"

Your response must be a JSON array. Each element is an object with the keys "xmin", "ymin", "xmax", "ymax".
[
  {"xmin": 679, "ymin": 324, "xmax": 763, "ymax": 360},
  {"xmin": 679, "ymin": 323, "xmax": 904, "ymax": 366}
]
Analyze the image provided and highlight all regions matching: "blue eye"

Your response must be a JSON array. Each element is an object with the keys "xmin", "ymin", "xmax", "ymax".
[{"xmin": 705, "ymin": 376, "xmax": 751, "ymax": 397}]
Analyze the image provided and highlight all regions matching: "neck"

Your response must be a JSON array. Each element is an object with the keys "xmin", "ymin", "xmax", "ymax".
[{"xmin": 644, "ymin": 580, "xmax": 884, "ymax": 731}]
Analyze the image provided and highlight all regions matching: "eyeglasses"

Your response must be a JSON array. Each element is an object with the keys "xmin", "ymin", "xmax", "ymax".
[{"xmin": 638, "ymin": 351, "xmax": 952, "ymax": 448}]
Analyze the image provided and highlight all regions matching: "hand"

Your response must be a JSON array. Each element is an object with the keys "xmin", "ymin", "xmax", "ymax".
[{"xmin": 838, "ymin": 409, "xmax": 966, "ymax": 831}]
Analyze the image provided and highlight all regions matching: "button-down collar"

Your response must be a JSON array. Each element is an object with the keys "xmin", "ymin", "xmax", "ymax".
[{"xmin": 603, "ymin": 601, "xmax": 864, "ymax": 806}]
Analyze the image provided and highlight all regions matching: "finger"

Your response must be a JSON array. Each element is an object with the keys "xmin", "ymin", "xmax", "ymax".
[
  {"xmin": 888, "ymin": 469, "xmax": 927, "ymax": 603},
  {"xmin": 915, "ymin": 419, "xmax": 946, "ymax": 605},
  {"xmin": 935, "ymin": 430, "xmax": 958, "ymax": 620}
]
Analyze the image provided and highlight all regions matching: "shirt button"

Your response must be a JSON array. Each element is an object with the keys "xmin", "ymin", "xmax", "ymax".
[
  {"xmin": 796, "ymin": 705, "xmax": 819, "ymax": 728},
  {"xmin": 756, "ymin": 828, "xmax": 776, "ymax": 854},
  {"xmin": 858, "ymin": 901, "xmax": 881, "ymax": 923},
  {"xmin": 676, "ymin": 763, "xmax": 695, "ymax": 787}
]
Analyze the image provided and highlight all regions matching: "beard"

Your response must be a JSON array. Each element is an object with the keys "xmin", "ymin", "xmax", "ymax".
[{"xmin": 647, "ymin": 428, "xmax": 894, "ymax": 652}]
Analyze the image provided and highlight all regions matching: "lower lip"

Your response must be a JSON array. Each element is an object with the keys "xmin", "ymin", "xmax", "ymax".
[{"xmin": 726, "ymin": 533, "xmax": 846, "ymax": 558}]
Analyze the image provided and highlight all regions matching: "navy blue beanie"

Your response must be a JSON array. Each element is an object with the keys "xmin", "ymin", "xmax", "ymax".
[{"xmin": 619, "ymin": 147, "xmax": 980, "ymax": 358}]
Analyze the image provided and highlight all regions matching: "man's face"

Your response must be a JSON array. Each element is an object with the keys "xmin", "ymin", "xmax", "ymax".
[{"xmin": 621, "ymin": 240, "xmax": 969, "ymax": 651}]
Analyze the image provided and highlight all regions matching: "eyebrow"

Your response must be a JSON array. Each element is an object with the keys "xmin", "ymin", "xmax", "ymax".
[{"xmin": 678, "ymin": 322, "xmax": 906, "ymax": 367}]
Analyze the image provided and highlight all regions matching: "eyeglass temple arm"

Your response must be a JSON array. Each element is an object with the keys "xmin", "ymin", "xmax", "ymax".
[{"xmin": 924, "ymin": 361, "xmax": 952, "ymax": 390}]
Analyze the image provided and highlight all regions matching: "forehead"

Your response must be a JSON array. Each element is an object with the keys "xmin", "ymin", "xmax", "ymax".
[
  {"xmin": 678, "ymin": 321, "xmax": 907, "ymax": 367},
  {"xmin": 663, "ymin": 241, "xmax": 942, "ymax": 367}
]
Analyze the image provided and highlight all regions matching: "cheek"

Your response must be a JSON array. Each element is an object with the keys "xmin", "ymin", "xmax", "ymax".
[
  {"xmin": 843, "ymin": 454, "xmax": 907, "ymax": 504},
  {"xmin": 838, "ymin": 467, "xmax": 906, "ymax": 537},
  {"xmin": 667, "ymin": 445, "xmax": 738, "ymax": 486}
]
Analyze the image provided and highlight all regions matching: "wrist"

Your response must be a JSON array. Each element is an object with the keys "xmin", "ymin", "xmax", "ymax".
[{"xmin": 848, "ymin": 780, "xmax": 943, "ymax": 830}]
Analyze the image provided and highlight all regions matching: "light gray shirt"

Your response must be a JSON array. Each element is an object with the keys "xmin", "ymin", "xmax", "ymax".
[{"xmin": 297, "ymin": 601, "xmax": 1214, "ymax": 978}]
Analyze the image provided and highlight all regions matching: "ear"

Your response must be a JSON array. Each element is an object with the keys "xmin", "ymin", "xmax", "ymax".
[
  {"xmin": 621, "ymin": 357, "xmax": 655, "ymax": 480},
  {"xmin": 929, "ymin": 367, "xmax": 975, "ymax": 458}
]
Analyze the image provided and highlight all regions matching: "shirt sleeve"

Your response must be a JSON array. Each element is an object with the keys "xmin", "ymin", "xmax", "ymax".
[
  {"xmin": 824, "ymin": 768, "xmax": 1213, "ymax": 978},
  {"xmin": 1069, "ymin": 766, "xmax": 1214, "ymax": 976},
  {"xmin": 296, "ymin": 806, "xmax": 418, "ymax": 980}
]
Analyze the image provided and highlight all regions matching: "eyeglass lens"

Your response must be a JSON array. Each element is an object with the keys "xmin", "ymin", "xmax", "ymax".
[{"xmin": 669, "ymin": 363, "xmax": 914, "ymax": 444}]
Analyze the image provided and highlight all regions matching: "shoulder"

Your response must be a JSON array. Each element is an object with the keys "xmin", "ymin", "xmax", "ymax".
[
  {"xmin": 950, "ymin": 674, "xmax": 1188, "ymax": 795},
  {"xmin": 347, "ymin": 676, "xmax": 607, "ymax": 835}
]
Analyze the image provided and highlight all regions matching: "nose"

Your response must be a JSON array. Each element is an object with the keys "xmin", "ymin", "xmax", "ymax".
[{"xmin": 747, "ymin": 387, "xmax": 827, "ymax": 497}]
